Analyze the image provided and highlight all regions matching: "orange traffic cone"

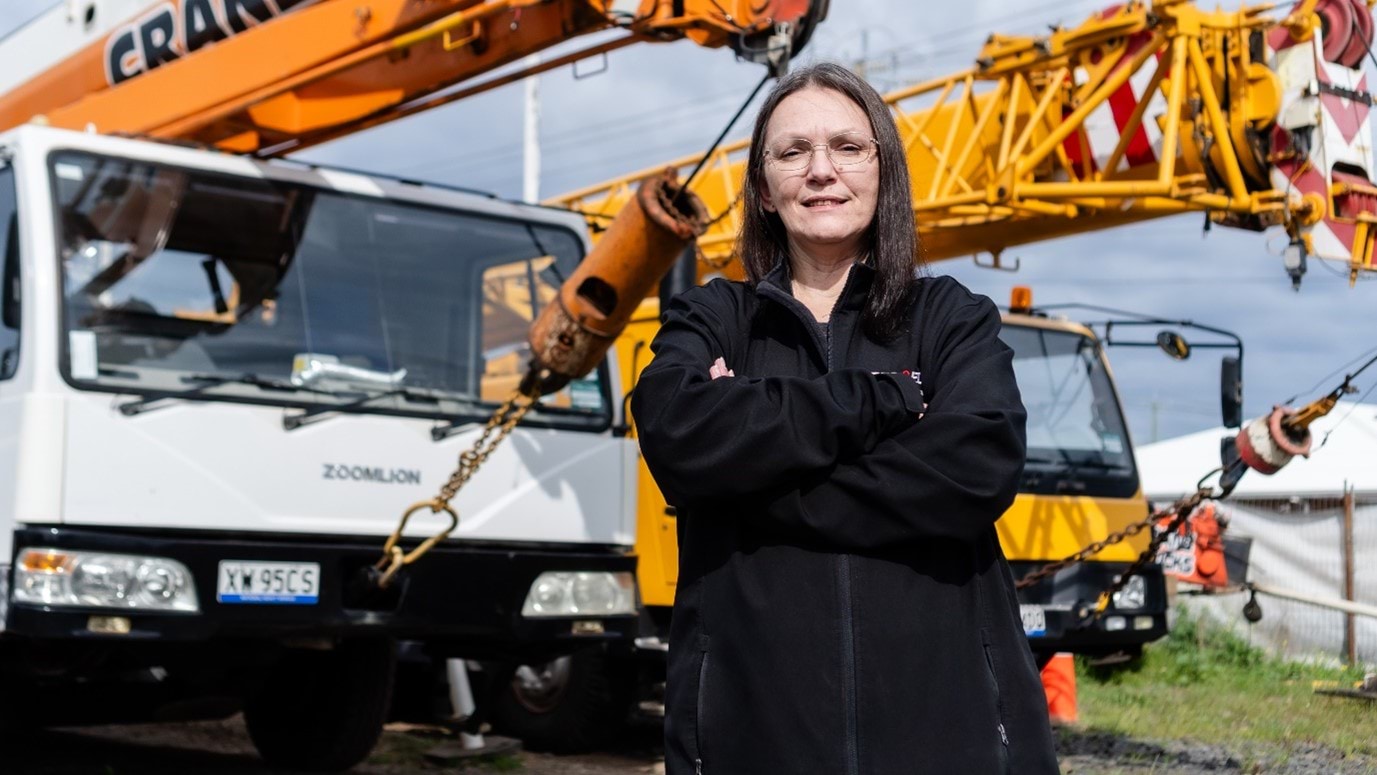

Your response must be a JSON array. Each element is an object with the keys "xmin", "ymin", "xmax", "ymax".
[{"xmin": 1041, "ymin": 652, "xmax": 1078, "ymax": 724}]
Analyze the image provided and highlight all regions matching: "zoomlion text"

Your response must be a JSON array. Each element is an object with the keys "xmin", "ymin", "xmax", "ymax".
[{"xmin": 321, "ymin": 464, "xmax": 422, "ymax": 485}]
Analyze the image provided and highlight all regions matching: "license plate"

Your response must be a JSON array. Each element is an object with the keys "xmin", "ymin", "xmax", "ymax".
[
  {"xmin": 217, "ymin": 561, "xmax": 320, "ymax": 605},
  {"xmin": 1020, "ymin": 604, "xmax": 1047, "ymax": 637}
]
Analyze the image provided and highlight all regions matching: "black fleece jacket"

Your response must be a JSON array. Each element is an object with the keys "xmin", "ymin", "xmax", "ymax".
[{"xmin": 632, "ymin": 262, "xmax": 1058, "ymax": 775}]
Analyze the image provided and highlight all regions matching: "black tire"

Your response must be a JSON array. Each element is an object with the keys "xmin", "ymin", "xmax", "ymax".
[
  {"xmin": 244, "ymin": 638, "xmax": 397, "ymax": 772},
  {"xmin": 491, "ymin": 648, "xmax": 634, "ymax": 753}
]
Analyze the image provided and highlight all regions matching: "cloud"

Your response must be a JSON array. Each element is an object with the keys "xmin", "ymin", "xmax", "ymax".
[{"xmin": 3, "ymin": 0, "xmax": 61, "ymax": 29}]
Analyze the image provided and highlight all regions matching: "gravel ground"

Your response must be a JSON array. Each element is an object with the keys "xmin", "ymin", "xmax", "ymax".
[
  {"xmin": 1055, "ymin": 728, "xmax": 1377, "ymax": 774},
  {"xmin": 4, "ymin": 717, "xmax": 1375, "ymax": 774}
]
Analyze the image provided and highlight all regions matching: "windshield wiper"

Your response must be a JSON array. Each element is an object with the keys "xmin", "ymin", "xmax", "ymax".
[
  {"xmin": 1065, "ymin": 458, "xmax": 1128, "ymax": 471},
  {"xmin": 117, "ymin": 372, "xmax": 325, "ymax": 416},
  {"xmin": 282, "ymin": 385, "xmax": 458, "ymax": 431},
  {"xmin": 1025, "ymin": 455, "xmax": 1130, "ymax": 472},
  {"xmin": 430, "ymin": 397, "xmax": 544, "ymax": 442},
  {"xmin": 1024, "ymin": 455, "xmax": 1131, "ymax": 495}
]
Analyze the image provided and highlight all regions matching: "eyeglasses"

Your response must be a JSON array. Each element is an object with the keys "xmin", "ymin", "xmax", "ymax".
[{"xmin": 765, "ymin": 132, "xmax": 878, "ymax": 172}]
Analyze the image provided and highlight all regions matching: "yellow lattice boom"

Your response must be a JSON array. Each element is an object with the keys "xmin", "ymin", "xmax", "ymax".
[{"xmin": 550, "ymin": 0, "xmax": 1377, "ymax": 285}]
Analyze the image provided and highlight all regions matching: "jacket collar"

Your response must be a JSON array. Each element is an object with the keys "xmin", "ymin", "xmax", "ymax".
[{"xmin": 755, "ymin": 259, "xmax": 875, "ymax": 316}]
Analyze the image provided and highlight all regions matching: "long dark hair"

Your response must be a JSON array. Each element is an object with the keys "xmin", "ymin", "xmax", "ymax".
[{"xmin": 737, "ymin": 62, "xmax": 920, "ymax": 341}]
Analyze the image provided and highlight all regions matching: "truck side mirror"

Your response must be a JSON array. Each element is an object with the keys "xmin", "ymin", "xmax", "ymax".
[
  {"xmin": 1156, "ymin": 330, "xmax": 1190, "ymax": 360},
  {"xmin": 1221, "ymin": 355, "xmax": 1242, "ymax": 429}
]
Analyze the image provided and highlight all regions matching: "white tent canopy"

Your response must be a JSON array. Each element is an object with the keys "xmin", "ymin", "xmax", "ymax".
[
  {"xmin": 1138, "ymin": 403, "xmax": 1377, "ymax": 500},
  {"xmin": 1137, "ymin": 403, "xmax": 1377, "ymax": 666}
]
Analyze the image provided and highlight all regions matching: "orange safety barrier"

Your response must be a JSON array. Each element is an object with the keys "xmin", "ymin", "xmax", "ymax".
[
  {"xmin": 1041, "ymin": 652, "xmax": 1078, "ymax": 724},
  {"xmin": 1154, "ymin": 502, "xmax": 1230, "ymax": 587}
]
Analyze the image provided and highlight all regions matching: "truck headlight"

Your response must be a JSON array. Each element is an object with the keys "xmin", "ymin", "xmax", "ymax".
[
  {"xmin": 1111, "ymin": 574, "xmax": 1147, "ymax": 611},
  {"xmin": 13, "ymin": 548, "xmax": 199, "ymax": 613},
  {"xmin": 521, "ymin": 572, "xmax": 635, "ymax": 617}
]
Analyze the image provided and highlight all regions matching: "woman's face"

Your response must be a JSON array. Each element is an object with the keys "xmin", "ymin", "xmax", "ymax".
[{"xmin": 759, "ymin": 86, "xmax": 880, "ymax": 262}]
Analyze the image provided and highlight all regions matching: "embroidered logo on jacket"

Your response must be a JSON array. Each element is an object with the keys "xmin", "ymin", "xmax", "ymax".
[{"xmin": 873, "ymin": 369, "xmax": 923, "ymax": 387}]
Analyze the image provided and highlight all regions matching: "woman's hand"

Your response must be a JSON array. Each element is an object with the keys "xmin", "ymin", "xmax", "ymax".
[{"xmin": 709, "ymin": 357, "xmax": 736, "ymax": 380}]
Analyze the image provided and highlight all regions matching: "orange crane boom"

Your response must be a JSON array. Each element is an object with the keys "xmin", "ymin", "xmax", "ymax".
[{"xmin": 0, "ymin": 0, "xmax": 823, "ymax": 155}]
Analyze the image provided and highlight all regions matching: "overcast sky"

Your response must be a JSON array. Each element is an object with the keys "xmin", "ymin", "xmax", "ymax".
[{"xmin": 3, "ymin": 0, "xmax": 1374, "ymax": 454}]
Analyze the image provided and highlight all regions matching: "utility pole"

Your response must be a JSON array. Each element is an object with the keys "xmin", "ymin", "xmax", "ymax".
[
  {"xmin": 523, "ymin": 53, "xmax": 541, "ymax": 204},
  {"xmin": 857, "ymin": 30, "xmax": 870, "ymax": 79}
]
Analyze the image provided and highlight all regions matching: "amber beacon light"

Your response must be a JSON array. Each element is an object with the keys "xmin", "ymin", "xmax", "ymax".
[{"xmin": 1009, "ymin": 285, "xmax": 1033, "ymax": 314}]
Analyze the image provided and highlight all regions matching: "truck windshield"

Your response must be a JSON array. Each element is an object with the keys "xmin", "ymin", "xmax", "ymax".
[
  {"xmin": 50, "ymin": 151, "xmax": 607, "ymax": 429},
  {"xmin": 1001, "ymin": 323, "xmax": 1138, "ymax": 497}
]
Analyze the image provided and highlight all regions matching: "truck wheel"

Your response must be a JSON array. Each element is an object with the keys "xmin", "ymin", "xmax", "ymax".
[
  {"xmin": 244, "ymin": 638, "xmax": 397, "ymax": 772},
  {"xmin": 491, "ymin": 649, "xmax": 633, "ymax": 753}
]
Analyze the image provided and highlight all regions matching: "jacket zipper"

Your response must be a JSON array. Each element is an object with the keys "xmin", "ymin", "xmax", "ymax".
[
  {"xmin": 838, "ymin": 554, "xmax": 860, "ymax": 775},
  {"xmin": 760, "ymin": 269, "xmax": 862, "ymax": 775},
  {"xmin": 828, "ymin": 281, "xmax": 861, "ymax": 775},
  {"xmin": 824, "ymin": 288, "xmax": 861, "ymax": 775},
  {"xmin": 756, "ymin": 285, "xmax": 829, "ymax": 368},
  {"xmin": 755, "ymin": 263, "xmax": 860, "ymax": 370},
  {"xmin": 694, "ymin": 650, "xmax": 710, "ymax": 774},
  {"xmin": 982, "ymin": 641, "xmax": 1011, "ymax": 772}
]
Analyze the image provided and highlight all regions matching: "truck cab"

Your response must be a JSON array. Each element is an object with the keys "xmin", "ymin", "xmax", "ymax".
[
  {"xmin": 0, "ymin": 125, "xmax": 639, "ymax": 770},
  {"xmin": 998, "ymin": 312, "xmax": 1168, "ymax": 661}
]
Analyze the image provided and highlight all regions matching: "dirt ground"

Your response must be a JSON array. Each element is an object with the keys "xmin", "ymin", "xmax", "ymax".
[{"xmin": 4, "ymin": 716, "xmax": 1377, "ymax": 775}]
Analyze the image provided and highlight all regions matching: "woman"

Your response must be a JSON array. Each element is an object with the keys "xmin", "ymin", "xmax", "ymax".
[{"xmin": 632, "ymin": 63, "xmax": 1058, "ymax": 774}]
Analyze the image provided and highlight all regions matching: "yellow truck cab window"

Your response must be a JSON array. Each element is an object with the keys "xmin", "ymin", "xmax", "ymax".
[
  {"xmin": 478, "ymin": 255, "xmax": 606, "ymax": 413},
  {"xmin": 1001, "ymin": 323, "xmax": 1138, "ymax": 498}
]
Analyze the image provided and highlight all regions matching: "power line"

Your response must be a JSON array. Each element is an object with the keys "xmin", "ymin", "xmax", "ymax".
[
  {"xmin": 388, "ymin": 81, "xmax": 769, "ymax": 181},
  {"xmin": 826, "ymin": 0, "xmax": 1110, "ymax": 77},
  {"xmin": 1317, "ymin": 381, "xmax": 1377, "ymax": 450},
  {"xmin": 374, "ymin": 0, "xmax": 1115, "ymax": 183},
  {"xmin": 540, "ymin": 2, "xmax": 1115, "ymax": 188},
  {"xmin": 819, "ymin": 0, "xmax": 1103, "ymax": 62},
  {"xmin": 1284, "ymin": 344, "xmax": 1377, "ymax": 404},
  {"xmin": 332, "ymin": 0, "xmax": 1184, "ymax": 193},
  {"xmin": 393, "ymin": 86, "xmax": 757, "ymax": 175}
]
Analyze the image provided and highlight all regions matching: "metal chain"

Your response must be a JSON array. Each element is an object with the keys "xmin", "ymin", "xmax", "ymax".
[
  {"xmin": 1088, "ymin": 492, "xmax": 1201, "ymax": 618},
  {"xmin": 706, "ymin": 186, "xmax": 745, "ymax": 230},
  {"xmin": 373, "ymin": 382, "xmax": 541, "ymax": 588},
  {"xmin": 694, "ymin": 187, "xmax": 746, "ymax": 271},
  {"xmin": 1014, "ymin": 489, "xmax": 1209, "ymax": 591},
  {"xmin": 436, "ymin": 387, "xmax": 540, "ymax": 503}
]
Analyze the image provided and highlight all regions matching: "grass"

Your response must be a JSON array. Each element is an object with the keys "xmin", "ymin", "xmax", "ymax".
[
  {"xmin": 368, "ymin": 728, "xmax": 525, "ymax": 771},
  {"xmin": 1076, "ymin": 608, "xmax": 1377, "ymax": 756},
  {"xmin": 366, "ymin": 730, "xmax": 438, "ymax": 766},
  {"xmin": 366, "ymin": 610, "xmax": 1373, "ymax": 772}
]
